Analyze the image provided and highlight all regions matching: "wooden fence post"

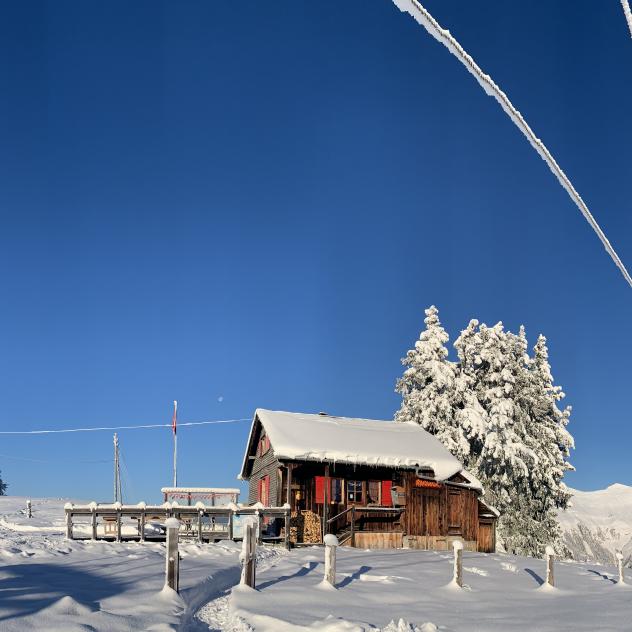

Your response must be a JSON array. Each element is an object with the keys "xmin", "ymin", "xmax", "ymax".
[
  {"xmin": 323, "ymin": 534, "xmax": 339, "ymax": 587},
  {"xmin": 114, "ymin": 502, "xmax": 122, "ymax": 543},
  {"xmin": 26, "ymin": 499, "xmax": 32, "ymax": 519},
  {"xmin": 196, "ymin": 502, "xmax": 205, "ymax": 544},
  {"xmin": 240, "ymin": 520, "xmax": 257, "ymax": 588},
  {"xmin": 617, "ymin": 551, "xmax": 625, "ymax": 585},
  {"xmin": 284, "ymin": 504, "xmax": 291, "ymax": 550},
  {"xmin": 164, "ymin": 517, "xmax": 181, "ymax": 593},
  {"xmin": 90, "ymin": 502, "xmax": 97, "ymax": 541},
  {"xmin": 137, "ymin": 502, "xmax": 146, "ymax": 543},
  {"xmin": 453, "ymin": 540, "xmax": 463, "ymax": 588},
  {"xmin": 64, "ymin": 503, "xmax": 74, "ymax": 540},
  {"xmin": 545, "ymin": 545, "xmax": 555, "ymax": 587}
]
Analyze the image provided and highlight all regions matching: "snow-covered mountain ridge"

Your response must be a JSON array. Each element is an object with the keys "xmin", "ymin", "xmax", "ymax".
[{"xmin": 559, "ymin": 484, "xmax": 632, "ymax": 566}]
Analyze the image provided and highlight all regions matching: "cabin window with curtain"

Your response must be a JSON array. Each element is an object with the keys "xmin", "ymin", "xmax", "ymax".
[
  {"xmin": 367, "ymin": 480, "xmax": 381, "ymax": 505},
  {"xmin": 330, "ymin": 478, "xmax": 343, "ymax": 503},
  {"xmin": 347, "ymin": 480, "xmax": 362, "ymax": 503}
]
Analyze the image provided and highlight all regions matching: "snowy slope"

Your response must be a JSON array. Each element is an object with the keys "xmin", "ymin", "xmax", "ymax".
[
  {"xmin": 0, "ymin": 496, "xmax": 279, "ymax": 631},
  {"xmin": 558, "ymin": 484, "xmax": 632, "ymax": 567},
  {"xmin": 228, "ymin": 545, "xmax": 632, "ymax": 631}
]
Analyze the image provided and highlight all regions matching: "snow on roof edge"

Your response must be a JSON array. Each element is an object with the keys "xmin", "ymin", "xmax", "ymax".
[{"xmin": 240, "ymin": 409, "xmax": 465, "ymax": 482}]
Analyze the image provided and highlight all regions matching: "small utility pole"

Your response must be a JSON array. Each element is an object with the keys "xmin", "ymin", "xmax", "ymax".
[
  {"xmin": 172, "ymin": 401, "xmax": 178, "ymax": 488},
  {"xmin": 113, "ymin": 433, "xmax": 122, "ymax": 504}
]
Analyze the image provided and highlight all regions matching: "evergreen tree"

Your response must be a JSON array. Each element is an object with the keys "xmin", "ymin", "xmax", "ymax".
[
  {"xmin": 0, "ymin": 471, "xmax": 6, "ymax": 496},
  {"xmin": 397, "ymin": 309, "xmax": 574, "ymax": 557},
  {"xmin": 394, "ymin": 306, "xmax": 469, "ymax": 461}
]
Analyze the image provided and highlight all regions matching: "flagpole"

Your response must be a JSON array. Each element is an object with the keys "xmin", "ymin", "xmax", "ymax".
[{"xmin": 172, "ymin": 400, "xmax": 178, "ymax": 488}]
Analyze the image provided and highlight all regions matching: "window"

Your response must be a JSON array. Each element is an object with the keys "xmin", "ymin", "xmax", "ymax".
[
  {"xmin": 331, "ymin": 478, "xmax": 343, "ymax": 503},
  {"xmin": 258, "ymin": 475, "xmax": 270, "ymax": 505},
  {"xmin": 347, "ymin": 480, "xmax": 362, "ymax": 503},
  {"xmin": 367, "ymin": 480, "xmax": 381, "ymax": 505},
  {"xmin": 258, "ymin": 434, "xmax": 270, "ymax": 456}
]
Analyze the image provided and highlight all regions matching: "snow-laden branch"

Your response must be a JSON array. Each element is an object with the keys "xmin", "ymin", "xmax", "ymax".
[
  {"xmin": 391, "ymin": 0, "xmax": 632, "ymax": 289},
  {"xmin": 623, "ymin": 1, "xmax": 632, "ymax": 38}
]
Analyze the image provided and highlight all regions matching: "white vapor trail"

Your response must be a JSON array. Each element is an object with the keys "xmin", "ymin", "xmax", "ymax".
[
  {"xmin": 622, "ymin": 0, "xmax": 632, "ymax": 38},
  {"xmin": 392, "ymin": 0, "xmax": 632, "ymax": 288}
]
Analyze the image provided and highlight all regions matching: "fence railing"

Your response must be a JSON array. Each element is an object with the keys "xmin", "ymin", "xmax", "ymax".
[
  {"xmin": 64, "ymin": 501, "xmax": 291, "ymax": 549},
  {"xmin": 326, "ymin": 506, "xmax": 405, "ymax": 546}
]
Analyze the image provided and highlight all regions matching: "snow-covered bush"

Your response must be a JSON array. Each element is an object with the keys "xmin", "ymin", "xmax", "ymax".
[
  {"xmin": 0, "ymin": 470, "xmax": 6, "ymax": 495},
  {"xmin": 395, "ymin": 306, "xmax": 574, "ymax": 557}
]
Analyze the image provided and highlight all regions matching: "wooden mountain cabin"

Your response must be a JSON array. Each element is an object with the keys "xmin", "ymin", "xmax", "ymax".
[{"xmin": 239, "ymin": 409, "xmax": 498, "ymax": 552}]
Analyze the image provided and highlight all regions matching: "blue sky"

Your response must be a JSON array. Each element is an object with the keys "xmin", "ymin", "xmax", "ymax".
[{"xmin": 0, "ymin": 1, "xmax": 630, "ymax": 502}]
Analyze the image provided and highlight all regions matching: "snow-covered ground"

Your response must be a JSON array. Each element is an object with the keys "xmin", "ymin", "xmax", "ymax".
[
  {"xmin": 0, "ymin": 496, "xmax": 267, "ymax": 631},
  {"xmin": 2, "ymin": 496, "xmax": 632, "ymax": 631},
  {"xmin": 558, "ymin": 484, "xmax": 632, "ymax": 566}
]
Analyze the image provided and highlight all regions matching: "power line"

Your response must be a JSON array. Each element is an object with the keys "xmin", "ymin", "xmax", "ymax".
[
  {"xmin": 392, "ymin": 0, "xmax": 632, "ymax": 289},
  {"xmin": 0, "ymin": 417, "xmax": 251, "ymax": 435},
  {"xmin": 623, "ymin": 0, "xmax": 632, "ymax": 38},
  {"xmin": 0, "ymin": 453, "xmax": 113, "ymax": 465}
]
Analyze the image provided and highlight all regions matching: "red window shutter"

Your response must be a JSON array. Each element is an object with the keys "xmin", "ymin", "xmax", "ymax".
[
  {"xmin": 315, "ymin": 476, "xmax": 325, "ymax": 504},
  {"xmin": 264, "ymin": 475, "xmax": 270, "ymax": 506},
  {"xmin": 382, "ymin": 480, "xmax": 393, "ymax": 506},
  {"xmin": 258, "ymin": 478, "xmax": 262, "ymax": 502}
]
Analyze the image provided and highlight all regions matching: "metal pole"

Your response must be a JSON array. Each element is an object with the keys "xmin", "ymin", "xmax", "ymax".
[
  {"xmin": 172, "ymin": 400, "xmax": 178, "ymax": 488},
  {"xmin": 113, "ymin": 434, "xmax": 118, "ymax": 503}
]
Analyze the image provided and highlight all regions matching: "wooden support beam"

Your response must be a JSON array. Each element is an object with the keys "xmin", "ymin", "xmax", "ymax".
[
  {"xmin": 286, "ymin": 464, "xmax": 293, "ymax": 509},
  {"xmin": 198, "ymin": 510, "xmax": 204, "ymax": 544}
]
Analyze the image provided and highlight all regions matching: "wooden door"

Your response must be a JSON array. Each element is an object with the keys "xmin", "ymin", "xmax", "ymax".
[
  {"xmin": 477, "ymin": 521, "xmax": 495, "ymax": 552},
  {"xmin": 448, "ymin": 490, "xmax": 462, "ymax": 536}
]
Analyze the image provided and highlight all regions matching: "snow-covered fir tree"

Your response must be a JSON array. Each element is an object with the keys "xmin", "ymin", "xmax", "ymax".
[
  {"xmin": 0, "ymin": 471, "xmax": 6, "ymax": 495},
  {"xmin": 396, "ymin": 308, "xmax": 574, "ymax": 557},
  {"xmin": 394, "ymin": 306, "xmax": 469, "ymax": 461}
]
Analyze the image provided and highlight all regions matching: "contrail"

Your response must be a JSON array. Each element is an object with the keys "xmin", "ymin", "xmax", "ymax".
[
  {"xmin": 391, "ymin": 0, "xmax": 632, "ymax": 288},
  {"xmin": 622, "ymin": 0, "xmax": 632, "ymax": 38}
]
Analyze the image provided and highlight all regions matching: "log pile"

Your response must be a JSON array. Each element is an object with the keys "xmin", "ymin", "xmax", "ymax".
[{"xmin": 287, "ymin": 510, "xmax": 321, "ymax": 544}]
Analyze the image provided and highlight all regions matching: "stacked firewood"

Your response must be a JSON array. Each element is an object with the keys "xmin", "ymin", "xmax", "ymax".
[
  {"xmin": 286, "ymin": 510, "xmax": 321, "ymax": 543},
  {"xmin": 301, "ymin": 510, "xmax": 322, "ymax": 543}
]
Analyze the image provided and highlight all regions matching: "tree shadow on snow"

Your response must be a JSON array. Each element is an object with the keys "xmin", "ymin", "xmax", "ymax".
[
  {"xmin": 337, "ymin": 565, "xmax": 372, "ymax": 588},
  {"xmin": 524, "ymin": 568, "xmax": 544, "ymax": 586},
  {"xmin": 257, "ymin": 561, "xmax": 319, "ymax": 590},
  {"xmin": 587, "ymin": 569, "xmax": 616, "ymax": 584},
  {"xmin": 0, "ymin": 562, "xmax": 126, "ymax": 623}
]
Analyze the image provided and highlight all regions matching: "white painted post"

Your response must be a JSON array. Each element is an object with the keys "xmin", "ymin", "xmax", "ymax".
[
  {"xmin": 165, "ymin": 517, "xmax": 181, "ymax": 593},
  {"xmin": 453, "ymin": 539, "xmax": 464, "ymax": 588},
  {"xmin": 26, "ymin": 499, "xmax": 32, "ymax": 519},
  {"xmin": 240, "ymin": 520, "xmax": 257, "ymax": 588},
  {"xmin": 545, "ymin": 545, "xmax": 555, "ymax": 587},
  {"xmin": 324, "ymin": 534, "xmax": 339, "ymax": 587},
  {"xmin": 617, "ymin": 551, "xmax": 625, "ymax": 585}
]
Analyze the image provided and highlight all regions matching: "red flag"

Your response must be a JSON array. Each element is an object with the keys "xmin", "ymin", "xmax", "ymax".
[{"xmin": 172, "ymin": 400, "xmax": 177, "ymax": 435}]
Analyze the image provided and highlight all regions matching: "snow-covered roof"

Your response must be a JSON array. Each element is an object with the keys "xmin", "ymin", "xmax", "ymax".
[{"xmin": 239, "ymin": 409, "xmax": 466, "ymax": 482}]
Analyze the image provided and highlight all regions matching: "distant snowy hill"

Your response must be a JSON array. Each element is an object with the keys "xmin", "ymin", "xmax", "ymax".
[{"xmin": 559, "ymin": 484, "xmax": 632, "ymax": 566}]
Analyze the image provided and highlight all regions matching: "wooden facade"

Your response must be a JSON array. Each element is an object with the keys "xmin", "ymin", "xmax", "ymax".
[{"xmin": 241, "ymin": 414, "xmax": 498, "ymax": 552}]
